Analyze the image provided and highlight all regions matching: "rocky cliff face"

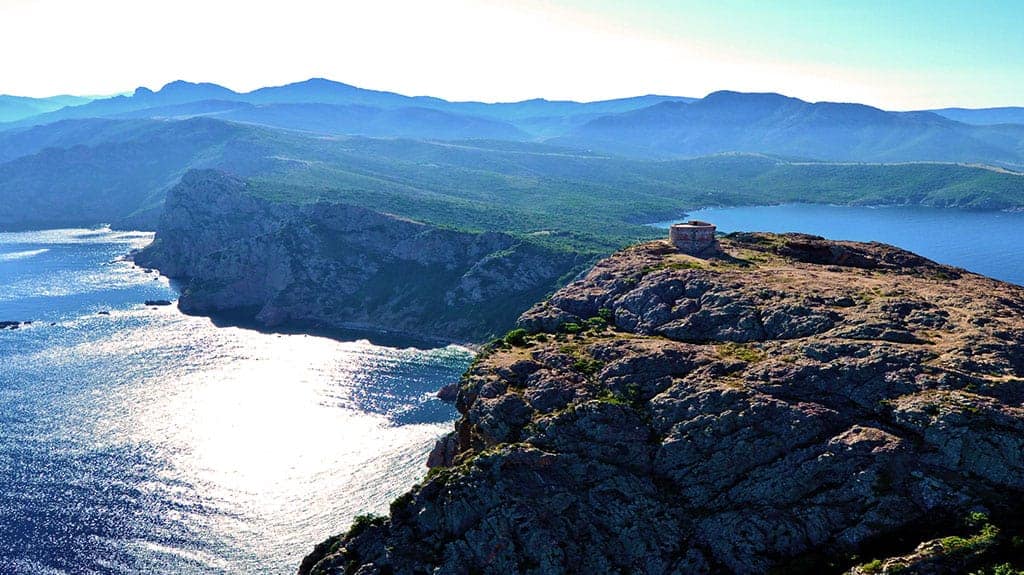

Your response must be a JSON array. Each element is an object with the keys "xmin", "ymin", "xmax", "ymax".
[
  {"xmin": 136, "ymin": 170, "xmax": 588, "ymax": 343},
  {"xmin": 301, "ymin": 233, "xmax": 1024, "ymax": 574}
]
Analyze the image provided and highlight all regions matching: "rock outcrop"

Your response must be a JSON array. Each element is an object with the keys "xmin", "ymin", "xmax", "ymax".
[
  {"xmin": 301, "ymin": 233, "xmax": 1024, "ymax": 574},
  {"xmin": 136, "ymin": 170, "xmax": 590, "ymax": 343}
]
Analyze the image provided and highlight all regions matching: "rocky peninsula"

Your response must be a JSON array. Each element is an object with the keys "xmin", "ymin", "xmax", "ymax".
[
  {"xmin": 135, "ymin": 170, "xmax": 592, "ymax": 343},
  {"xmin": 301, "ymin": 233, "xmax": 1024, "ymax": 574}
]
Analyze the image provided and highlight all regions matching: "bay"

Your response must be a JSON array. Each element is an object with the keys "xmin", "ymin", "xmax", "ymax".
[
  {"xmin": 653, "ymin": 204, "xmax": 1024, "ymax": 286},
  {"xmin": 0, "ymin": 228, "xmax": 471, "ymax": 574}
]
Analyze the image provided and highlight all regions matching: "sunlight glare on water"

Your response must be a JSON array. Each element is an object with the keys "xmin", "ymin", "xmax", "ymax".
[{"xmin": 0, "ymin": 228, "xmax": 472, "ymax": 574}]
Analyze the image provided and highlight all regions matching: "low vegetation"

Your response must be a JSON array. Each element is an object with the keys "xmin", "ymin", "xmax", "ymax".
[
  {"xmin": 4, "ymin": 115, "xmax": 1024, "ymax": 236},
  {"xmin": 717, "ymin": 342, "xmax": 767, "ymax": 363}
]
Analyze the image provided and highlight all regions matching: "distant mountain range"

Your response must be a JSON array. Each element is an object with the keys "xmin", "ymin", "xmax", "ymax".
[
  {"xmin": 0, "ymin": 79, "xmax": 689, "ymax": 140},
  {"xmin": 2, "ymin": 78, "xmax": 1022, "ymax": 167},
  {"xmin": 1, "ymin": 78, "xmax": 1022, "ymax": 233},
  {"xmin": 552, "ymin": 91, "xmax": 1024, "ymax": 166},
  {"xmin": 112, "ymin": 100, "xmax": 532, "ymax": 141},
  {"xmin": 929, "ymin": 107, "xmax": 1024, "ymax": 126},
  {"xmin": 0, "ymin": 94, "xmax": 93, "ymax": 123}
]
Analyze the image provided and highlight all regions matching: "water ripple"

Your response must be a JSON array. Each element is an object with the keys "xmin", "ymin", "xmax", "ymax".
[{"xmin": 0, "ymin": 228, "xmax": 471, "ymax": 574}]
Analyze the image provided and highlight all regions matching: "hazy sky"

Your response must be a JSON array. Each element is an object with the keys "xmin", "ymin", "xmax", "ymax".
[{"xmin": 1, "ymin": 0, "xmax": 1021, "ymax": 109}]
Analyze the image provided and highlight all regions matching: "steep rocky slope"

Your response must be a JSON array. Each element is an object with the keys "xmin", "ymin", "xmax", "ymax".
[
  {"xmin": 301, "ymin": 233, "xmax": 1024, "ymax": 574},
  {"xmin": 136, "ymin": 170, "xmax": 589, "ymax": 343}
]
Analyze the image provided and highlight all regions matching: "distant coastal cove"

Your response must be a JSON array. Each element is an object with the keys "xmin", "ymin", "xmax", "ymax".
[{"xmin": 652, "ymin": 204, "xmax": 1024, "ymax": 286}]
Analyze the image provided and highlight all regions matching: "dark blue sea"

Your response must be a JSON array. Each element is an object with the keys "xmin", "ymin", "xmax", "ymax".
[
  {"xmin": 0, "ymin": 229, "xmax": 471, "ymax": 574},
  {"xmin": 653, "ymin": 204, "xmax": 1024, "ymax": 286}
]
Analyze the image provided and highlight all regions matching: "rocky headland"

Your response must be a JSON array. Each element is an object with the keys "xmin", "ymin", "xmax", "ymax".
[
  {"xmin": 300, "ymin": 233, "xmax": 1024, "ymax": 574},
  {"xmin": 135, "ymin": 170, "xmax": 591, "ymax": 343}
]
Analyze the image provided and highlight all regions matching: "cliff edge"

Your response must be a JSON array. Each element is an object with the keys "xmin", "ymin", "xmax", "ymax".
[
  {"xmin": 301, "ymin": 233, "xmax": 1024, "ymax": 574},
  {"xmin": 135, "ymin": 170, "xmax": 590, "ymax": 343}
]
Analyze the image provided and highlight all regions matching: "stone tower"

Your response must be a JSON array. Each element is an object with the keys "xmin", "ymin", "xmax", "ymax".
[{"xmin": 669, "ymin": 220, "xmax": 717, "ymax": 254}]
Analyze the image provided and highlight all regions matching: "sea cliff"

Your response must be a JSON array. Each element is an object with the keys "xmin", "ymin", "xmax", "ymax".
[
  {"xmin": 301, "ymin": 233, "xmax": 1024, "ymax": 574},
  {"xmin": 136, "ymin": 170, "xmax": 590, "ymax": 343}
]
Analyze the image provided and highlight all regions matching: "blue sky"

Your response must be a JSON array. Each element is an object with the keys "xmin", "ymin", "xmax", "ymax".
[{"xmin": 1, "ymin": 0, "xmax": 1020, "ymax": 109}]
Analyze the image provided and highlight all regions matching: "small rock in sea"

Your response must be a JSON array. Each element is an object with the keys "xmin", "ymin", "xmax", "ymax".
[
  {"xmin": 97, "ymin": 311, "xmax": 111, "ymax": 316},
  {"xmin": 0, "ymin": 321, "xmax": 21, "ymax": 330},
  {"xmin": 437, "ymin": 383, "xmax": 460, "ymax": 403},
  {"xmin": 144, "ymin": 299, "xmax": 173, "ymax": 306}
]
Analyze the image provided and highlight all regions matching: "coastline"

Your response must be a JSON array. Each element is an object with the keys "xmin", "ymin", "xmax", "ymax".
[
  {"xmin": 126, "ymin": 246, "xmax": 483, "ymax": 352},
  {"xmin": 197, "ymin": 309, "xmax": 482, "ymax": 352}
]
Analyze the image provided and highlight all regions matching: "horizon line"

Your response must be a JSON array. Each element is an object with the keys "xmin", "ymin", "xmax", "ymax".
[{"xmin": 2, "ymin": 76, "xmax": 1022, "ymax": 113}]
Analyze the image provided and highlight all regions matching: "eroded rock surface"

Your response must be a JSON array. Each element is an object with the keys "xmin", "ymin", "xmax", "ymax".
[
  {"xmin": 301, "ymin": 234, "xmax": 1024, "ymax": 574},
  {"xmin": 135, "ymin": 170, "xmax": 590, "ymax": 343}
]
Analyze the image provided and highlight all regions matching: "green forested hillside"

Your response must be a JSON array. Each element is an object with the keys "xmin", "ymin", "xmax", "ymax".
[{"xmin": 1, "ymin": 117, "xmax": 1022, "ymax": 247}]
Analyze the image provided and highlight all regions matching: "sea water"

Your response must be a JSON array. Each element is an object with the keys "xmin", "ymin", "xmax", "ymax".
[
  {"xmin": 7, "ymin": 207, "xmax": 1022, "ymax": 573},
  {"xmin": 0, "ymin": 228, "xmax": 471, "ymax": 574},
  {"xmin": 653, "ymin": 204, "xmax": 1024, "ymax": 286}
]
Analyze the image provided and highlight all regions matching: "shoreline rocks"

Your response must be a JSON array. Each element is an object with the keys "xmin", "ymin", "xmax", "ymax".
[{"xmin": 436, "ymin": 383, "xmax": 460, "ymax": 403}]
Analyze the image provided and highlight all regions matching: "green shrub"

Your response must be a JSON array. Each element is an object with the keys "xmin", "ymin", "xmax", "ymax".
[
  {"xmin": 595, "ymin": 385, "xmax": 641, "ymax": 408},
  {"xmin": 665, "ymin": 260, "xmax": 705, "ymax": 270},
  {"xmin": 585, "ymin": 316, "xmax": 608, "ymax": 331},
  {"xmin": 860, "ymin": 559, "xmax": 884, "ymax": 574},
  {"xmin": 346, "ymin": 513, "xmax": 386, "ymax": 539},
  {"xmin": 573, "ymin": 356, "xmax": 604, "ymax": 375},
  {"xmin": 967, "ymin": 511, "xmax": 990, "ymax": 528},
  {"xmin": 389, "ymin": 491, "xmax": 414, "ymax": 515},
  {"xmin": 503, "ymin": 328, "xmax": 529, "ymax": 347},
  {"xmin": 596, "ymin": 389, "xmax": 629, "ymax": 406},
  {"xmin": 939, "ymin": 521, "xmax": 999, "ymax": 555},
  {"xmin": 717, "ymin": 342, "xmax": 766, "ymax": 363},
  {"xmin": 561, "ymin": 322, "xmax": 582, "ymax": 334}
]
